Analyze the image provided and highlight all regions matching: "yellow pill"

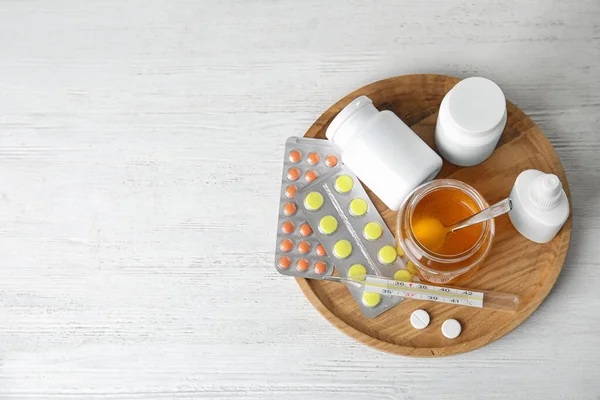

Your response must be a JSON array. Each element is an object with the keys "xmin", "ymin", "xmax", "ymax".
[
  {"xmin": 378, "ymin": 245, "xmax": 397, "ymax": 264},
  {"xmin": 394, "ymin": 269, "xmax": 413, "ymax": 282},
  {"xmin": 334, "ymin": 175, "xmax": 354, "ymax": 193},
  {"xmin": 348, "ymin": 264, "xmax": 367, "ymax": 280},
  {"xmin": 319, "ymin": 215, "xmax": 338, "ymax": 235},
  {"xmin": 363, "ymin": 222, "xmax": 383, "ymax": 241},
  {"xmin": 407, "ymin": 261, "xmax": 418, "ymax": 274},
  {"xmin": 304, "ymin": 191, "xmax": 324, "ymax": 211},
  {"xmin": 349, "ymin": 198, "xmax": 368, "ymax": 216},
  {"xmin": 362, "ymin": 292, "xmax": 381, "ymax": 307},
  {"xmin": 333, "ymin": 240, "xmax": 352, "ymax": 259},
  {"xmin": 397, "ymin": 244, "xmax": 405, "ymax": 257}
]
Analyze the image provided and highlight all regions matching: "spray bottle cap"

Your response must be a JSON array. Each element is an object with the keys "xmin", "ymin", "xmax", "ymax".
[{"xmin": 529, "ymin": 174, "xmax": 562, "ymax": 209}]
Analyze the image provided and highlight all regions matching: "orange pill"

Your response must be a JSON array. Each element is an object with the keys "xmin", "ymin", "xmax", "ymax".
[
  {"xmin": 287, "ymin": 168, "xmax": 300, "ymax": 181},
  {"xmin": 285, "ymin": 185, "xmax": 297, "ymax": 199},
  {"xmin": 314, "ymin": 261, "xmax": 327, "ymax": 274},
  {"xmin": 281, "ymin": 221, "xmax": 295, "ymax": 234},
  {"xmin": 279, "ymin": 256, "xmax": 292, "ymax": 269},
  {"xmin": 307, "ymin": 152, "xmax": 320, "ymax": 165},
  {"xmin": 299, "ymin": 223, "xmax": 313, "ymax": 236},
  {"xmin": 315, "ymin": 244, "xmax": 327, "ymax": 256},
  {"xmin": 289, "ymin": 150, "xmax": 302, "ymax": 163},
  {"xmin": 283, "ymin": 202, "xmax": 297, "ymax": 216},
  {"xmin": 305, "ymin": 170, "xmax": 318, "ymax": 182},
  {"xmin": 297, "ymin": 241, "xmax": 311, "ymax": 254},
  {"xmin": 297, "ymin": 258, "xmax": 310, "ymax": 271},
  {"xmin": 326, "ymin": 155, "xmax": 338, "ymax": 167},
  {"xmin": 280, "ymin": 239, "xmax": 293, "ymax": 252}
]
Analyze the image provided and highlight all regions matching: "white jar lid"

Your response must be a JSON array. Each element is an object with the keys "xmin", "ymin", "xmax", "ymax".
[
  {"xmin": 326, "ymin": 95, "xmax": 379, "ymax": 151},
  {"xmin": 448, "ymin": 77, "xmax": 506, "ymax": 136},
  {"xmin": 326, "ymin": 95, "xmax": 372, "ymax": 141}
]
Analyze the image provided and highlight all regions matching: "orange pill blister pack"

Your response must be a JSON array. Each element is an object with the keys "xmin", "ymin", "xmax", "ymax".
[
  {"xmin": 274, "ymin": 137, "xmax": 341, "ymax": 278},
  {"xmin": 296, "ymin": 165, "xmax": 411, "ymax": 318}
]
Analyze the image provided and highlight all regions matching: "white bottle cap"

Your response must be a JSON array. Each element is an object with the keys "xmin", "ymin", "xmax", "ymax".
[
  {"xmin": 529, "ymin": 173, "xmax": 562, "ymax": 209},
  {"xmin": 447, "ymin": 77, "xmax": 506, "ymax": 137},
  {"xmin": 508, "ymin": 169, "xmax": 570, "ymax": 244},
  {"xmin": 326, "ymin": 96, "xmax": 378, "ymax": 150}
]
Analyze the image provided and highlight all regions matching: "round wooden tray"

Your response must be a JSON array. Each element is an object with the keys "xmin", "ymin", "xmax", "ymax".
[{"xmin": 297, "ymin": 74, "xmax": 572, "ymax": 357}]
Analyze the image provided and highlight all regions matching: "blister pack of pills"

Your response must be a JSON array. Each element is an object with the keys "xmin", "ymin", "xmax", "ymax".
[
  {"xmin": 296, "ymin": 165, "xmax": 412, "ymax": 318},
  {"xmin": 274, "ymin": 137, "xmax": 341, "ymax": 278}
]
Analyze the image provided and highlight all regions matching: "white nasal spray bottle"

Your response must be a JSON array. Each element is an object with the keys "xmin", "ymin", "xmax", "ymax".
[{"xmin": 508, "ymin": 169, "xmax": 570, "ymax": 244}]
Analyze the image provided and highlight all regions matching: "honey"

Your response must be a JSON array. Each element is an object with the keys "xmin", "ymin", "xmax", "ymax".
[
  {"xmin": 411, "ymin": 187, "xmax": 483, "ymax": 259},
  {"xmin": 396, "ymin": 179, "xmax": 495, "ymax": 284}
]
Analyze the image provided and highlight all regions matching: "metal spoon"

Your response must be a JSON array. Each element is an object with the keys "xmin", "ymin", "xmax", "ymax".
[{"xmin": 448, "ymin": 198, "xmax": 513, "ymax": 232}]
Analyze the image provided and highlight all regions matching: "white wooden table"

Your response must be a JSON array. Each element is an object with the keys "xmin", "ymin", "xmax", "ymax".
[{"xmin": 1, "ymin": 1, "xmax": 599, "ymax": 398}]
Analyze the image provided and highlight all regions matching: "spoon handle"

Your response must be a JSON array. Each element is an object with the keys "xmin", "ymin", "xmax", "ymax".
[{"xmin": 449, "ymin": 198, "xmax": 513, "ymax": 233}]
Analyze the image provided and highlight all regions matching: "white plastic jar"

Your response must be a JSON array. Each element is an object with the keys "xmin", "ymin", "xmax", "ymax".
[
  {"xmin": 326, "ymin": 96, "xmax": 443, "ymax": 211},
  {"xmin": 435, "ymin": 77, "xmax": 507, "ymax": 167}
]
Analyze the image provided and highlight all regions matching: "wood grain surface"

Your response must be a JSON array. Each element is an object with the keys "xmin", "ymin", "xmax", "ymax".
[
  {"xmin": 298, "ymin": 74, "xmax": 571, "ymax": 357},
  {"xmin": 1, "ymin": 0, "xmax": 600, "ymax": 399}
]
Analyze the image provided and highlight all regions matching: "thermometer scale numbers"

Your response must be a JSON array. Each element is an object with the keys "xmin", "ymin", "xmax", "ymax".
[{"xmin": 363, "ymin": 276, "xmax": 485, "ymax": 308}]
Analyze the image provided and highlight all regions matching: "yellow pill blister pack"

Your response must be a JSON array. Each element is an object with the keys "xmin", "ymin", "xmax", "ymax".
[
  {"xmin": 297, "ymin": 165, "xmax": 412, "ymax": 318},
  {"xmin": 274, "ymin": 137, "xmax": 341, "ymax": 278}
]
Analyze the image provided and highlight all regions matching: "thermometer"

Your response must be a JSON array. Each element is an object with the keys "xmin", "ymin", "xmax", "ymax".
[{"xmin": 322, "ymin": 274, "xmax": 519, "ymax": 311}]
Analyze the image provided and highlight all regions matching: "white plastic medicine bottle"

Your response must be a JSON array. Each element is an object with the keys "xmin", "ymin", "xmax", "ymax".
[
  {"xmin": 435, "ymin": 77, "xmax": 507, "ymax": 167},
  {"xmin": 326, "ymin": 96, "xmax": 443, "ymax": 211}
]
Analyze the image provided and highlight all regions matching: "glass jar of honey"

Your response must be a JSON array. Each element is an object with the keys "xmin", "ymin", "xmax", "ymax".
[{"xmin": 395, "ymin": 179, "xmax": 495, "ymax": 284}]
